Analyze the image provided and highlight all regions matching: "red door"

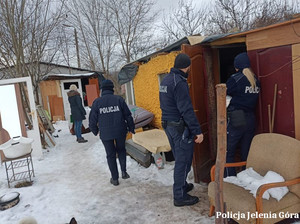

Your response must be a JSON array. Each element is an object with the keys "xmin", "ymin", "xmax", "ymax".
[
  {"xmin": 248, "ymin": 45, "xmax": 295, "ymax": 137},
  {"xmin": 182, "ymin": 44, "xmax": 213, "ymax": 182}
]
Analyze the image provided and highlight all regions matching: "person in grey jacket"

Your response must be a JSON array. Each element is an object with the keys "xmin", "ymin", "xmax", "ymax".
[{"xmin": 67, "ymin": 84, "xmax": 87, "ymax": 143}]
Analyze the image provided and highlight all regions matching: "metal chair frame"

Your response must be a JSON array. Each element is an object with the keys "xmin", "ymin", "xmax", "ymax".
[{"xmin": 1, "ymin": 150, "xmax": 35, "ymax": 188}]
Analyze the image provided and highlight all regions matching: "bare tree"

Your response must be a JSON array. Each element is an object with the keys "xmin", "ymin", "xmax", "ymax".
[
  {"xmin": 159, "ymin": 0, "xmax": 207, "ymax": 44},
  {"xmin": 103, "ymin": 0, "xmax": 158, "ymax": 63},
  {"xmin": 58, "ymin": 24, "xmax": 78, "ymax": 69},
  {"xmin": 65, "ymin": 0, "xmax": 118, "ymax": 76},
  {"xmin": 249, "ymin": 0, "xmax": 299, "ymax": 29},
  {"xmin": 205, "ymin": 0, "xmax": 254, "ymax": 34},
  {"xmin": 206, "ymin": 0, "xmax": 299, "ymax": 35},
  {"xmin": 0, "ymin": 0, "xmax": 67, "ymax": 103},
  {"xmin": 65, "ymin": 0, "xmax": 158, "ymax": 94}
]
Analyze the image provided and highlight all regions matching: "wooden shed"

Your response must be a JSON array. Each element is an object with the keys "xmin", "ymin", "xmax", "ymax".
[
  {"xmin": 206, "ymin": 17, "xmax": 300, "ymax": 141},
  {"xmin": 118, "ymin": 17, "xmax": 300, "ymax": 183},
  {"xmin": 40, "ymin": 72, "xmax": 104, "ymax": 122},
  {"xmin": 118, "ymin": 36, "xmax": 216, "ymax": 182}
]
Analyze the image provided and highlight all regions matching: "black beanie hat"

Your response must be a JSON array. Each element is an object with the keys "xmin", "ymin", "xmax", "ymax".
[
  {"xmin": 234, "ymin": 52, "xmax": 250, "ymax": 70},
  {"xmin": 101, "ymin": 79, "xmax": 114, "ymax": 91},
  {"xmin": 174, "ymin": 53, "xmax": 191, "ymax": 69}
]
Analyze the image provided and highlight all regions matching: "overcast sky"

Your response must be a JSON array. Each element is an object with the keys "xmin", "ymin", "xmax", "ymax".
[
  {"xmin": 0, "ymin": 85, "xmax": 21, "ymax": 138},
  {"xmin": 153, "ymin": 0, "xmax": 210, "ymax": 27},
  {"xmin": 156, "ymin": 0, "xmax": 209, "ymax": 10}
]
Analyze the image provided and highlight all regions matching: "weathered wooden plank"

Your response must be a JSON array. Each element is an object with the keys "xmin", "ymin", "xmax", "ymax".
[
  {"xmin": 247, "ymin": 22, "xmax": 300, "ymax": 51},
  {"xmin": 292, "ymin": 43, "xmax": 300, "ymax": 140},
  {"xmin": 215, "ymin": 84, "xmax": 227, "ymax": 224}
]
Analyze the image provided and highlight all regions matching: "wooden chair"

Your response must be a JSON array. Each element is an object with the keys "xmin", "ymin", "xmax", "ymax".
[{"xmin": 208, "ymin": 133, "xmax": 300, "ymax": 224}]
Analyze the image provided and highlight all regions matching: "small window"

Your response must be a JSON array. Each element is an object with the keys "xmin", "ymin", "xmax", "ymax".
[
  {"xmin": 158, "ymin": 73, "xmax": 168, "ymax": 85},
  {"xmin": 125, "ymin": 81, "xmax": 135, "ymax": 105}
]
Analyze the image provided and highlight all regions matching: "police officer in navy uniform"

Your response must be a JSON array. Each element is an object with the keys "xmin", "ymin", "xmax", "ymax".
[
  {"xmin": 159, "ymin": 53, "xmax": 204, "ymax": 207},
  {"xmin": 225, "ymin": 52, "xmax": 260, "ymax": 176},
  {"xmin": 89, "ymin": 79, "xmax": 135, "ymax": 186}
]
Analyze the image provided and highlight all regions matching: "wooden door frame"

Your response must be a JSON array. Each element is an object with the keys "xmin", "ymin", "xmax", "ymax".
[
  {"xmin": 0, "ymin": 77, "xmax": 43, "ymax": 158},
  {"xmin": 60, "ymin": 79, "xmax": 83, "ymax": 123},
  {"xmin": 15, "ymin": 83, "xmax": 27, "ymax": 137},
  {"xmin": 182, "ymin": 44, "xmax": 216, "ymax": 182},
  {"xmin": 202, "ymin": 47, "xmax": 218, "ymax": 160}
]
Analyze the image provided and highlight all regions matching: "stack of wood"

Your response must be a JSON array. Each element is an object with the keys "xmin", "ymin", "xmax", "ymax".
[
  {"xmin": 19, "ymin": 83, "xmax": 56, "ymax": 149},
  {"xmin": 36, "ymin": 105, "xmax": 56, "ymax": 149}
]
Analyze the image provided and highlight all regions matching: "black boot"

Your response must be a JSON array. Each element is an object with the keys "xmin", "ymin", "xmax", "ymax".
[
  {"xmin": 186, "ymin": 183, "xmax": 194, "ymax": 193},
  {"xmin": 174, "ymin": 194, "xmax": 199, "ymax": 207},
  {"xmin": 122, "ymin": 171, "xmax": 130, "ymax": 179},
  {"xmin": 110, "ymin": 178, "xmax": 119, "ymax": 186}
]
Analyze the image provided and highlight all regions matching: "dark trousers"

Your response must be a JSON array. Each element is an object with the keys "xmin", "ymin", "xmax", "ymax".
[
  {"xmin": 164, "ymin": 125, "xmax": 194, "ymax": 200},
  {"xmin": 225, "ymin": 112, "xmax": 255, "ymax": 177},
  {"xmin": 102, "ymin": 135, "xmax": 127, "ymax": 180}
]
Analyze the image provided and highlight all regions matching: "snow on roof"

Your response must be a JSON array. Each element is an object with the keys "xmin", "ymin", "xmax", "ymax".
[{"xmin": 42, "ymin": 72, "xmax": 102, "ymax": 81}]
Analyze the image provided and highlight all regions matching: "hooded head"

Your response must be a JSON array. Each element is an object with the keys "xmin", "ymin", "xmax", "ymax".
[
  {"xmin": 174, "ymin": 53, "xmax": 191, "ymax": 69},
  {"xmin": 234, "ymin": 52, "xmax": 250, "ymax": 70},
  {"xmin": 69, "ymin": 84, "xmax": 77, "ymax": 91},
  {"xmin": 100, "ymin": 79, "xmax": 114, "ymax": 92}
]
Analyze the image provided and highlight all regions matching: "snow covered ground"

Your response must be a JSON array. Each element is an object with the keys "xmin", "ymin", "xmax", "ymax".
[{"xmin": 0, "ymin": 121, "xmax": 214, "ymax": 224}]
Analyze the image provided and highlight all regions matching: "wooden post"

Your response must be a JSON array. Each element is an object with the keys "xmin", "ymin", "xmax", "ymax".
[
  {"xmin": 74, "ymin": 28, "xmax": 81, "ymax": 68},
  {"xmin": 215, "ymin": 84, "xmax": 227, "ymax": 224},
  {"xmin": 203, "ymin": 47, "xmax": 217, "ymax": 159},
  {"xmin": 268, "ymin": 105, "xmax": 272, "ymax": 133},
  {"xmin": 15, "ymin": 83, "xmax": 27, "ymax": 137},
  {"xmin": 271, "ymin": 84, "xmax": 277, "ymax": 132}
]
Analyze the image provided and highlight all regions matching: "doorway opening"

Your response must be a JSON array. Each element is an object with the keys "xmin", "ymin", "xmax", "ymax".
[
  {"xmin": 218, "ymin": 45, "xmax": 247, "ymax": 83},
  {"xmin": 217, "ymin": 44, "xmax": 247, "ymax": 166}
]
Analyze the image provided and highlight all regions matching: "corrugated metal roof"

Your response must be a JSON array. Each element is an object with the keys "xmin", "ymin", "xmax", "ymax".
[
  {"xmin": 118, "ymin": 17, "xmax": 300, "ymax": 84},
  {"xmin": 200, "ymin": 33, "xmax": 236, "ymax": 44},
  {"xmin": 42, "ymin": 72, "xmax": 104, "ymax": 81},
  {"xmin": 117, "ymin": 34, "xmax": 237, "ymax": 84}
]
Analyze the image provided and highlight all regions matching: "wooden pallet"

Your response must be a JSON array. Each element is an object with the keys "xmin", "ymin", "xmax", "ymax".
[
  {"xmin": 36, "ymin": 105, "xmax": 55, "ymax": 134},
  {"xmin": 37, "ymin": 115, "xmax": 55, "ymax": 148}
]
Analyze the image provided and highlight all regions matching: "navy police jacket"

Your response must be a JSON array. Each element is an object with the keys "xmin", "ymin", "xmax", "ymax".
[
  {"xmin": 89, "ymin": 90, "xmax": 135, "ymax": 141},
  {"xmin": 226, "ymin": 71, "xmax": 260, "ymax": 112},
  {"xmin": 159, "ymin": 68, "xmax": 202, "ymax": 136}
]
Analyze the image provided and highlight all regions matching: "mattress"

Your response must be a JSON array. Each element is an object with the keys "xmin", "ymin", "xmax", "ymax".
[
  {"xmin": 125, "ymin": 139, "xmax": 152, "ymax": 168},
  {"xmin": 132, "ymin": 129, "xmax": 171, "ymax": 154},
  {"xmin": 128, "ymin": 105, "xmax": 154, "ymax": 129}
]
